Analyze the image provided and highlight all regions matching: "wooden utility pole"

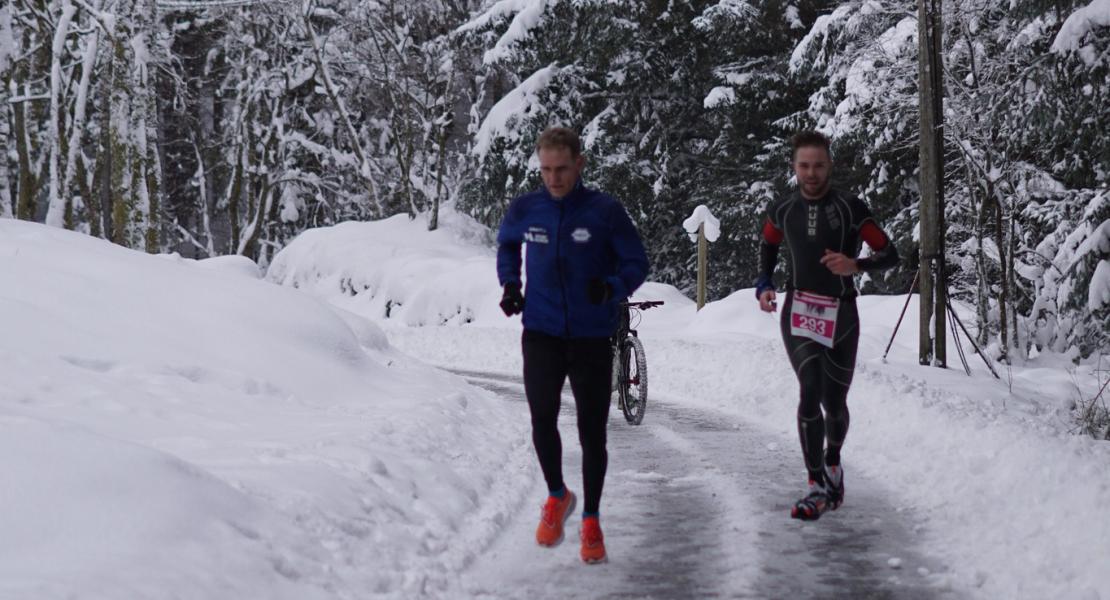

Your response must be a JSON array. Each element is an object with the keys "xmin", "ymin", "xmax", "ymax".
[{"xmin": 918, "ymin": 0, "xmax": 947, "ymax": 367}]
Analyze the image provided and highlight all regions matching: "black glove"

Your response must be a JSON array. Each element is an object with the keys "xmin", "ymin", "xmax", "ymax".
[
  {"xmin": 499, "ymin": 282, "xmax": 524, "ymax": 316},
  {"xmin": 587, "ymin": 278, "xmax": 612, "ymax": 304}
]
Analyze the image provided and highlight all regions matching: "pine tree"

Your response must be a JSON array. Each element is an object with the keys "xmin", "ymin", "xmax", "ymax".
[{"xmin": 459, "ymin": 0, "xmax": 829, "ymax": 297}]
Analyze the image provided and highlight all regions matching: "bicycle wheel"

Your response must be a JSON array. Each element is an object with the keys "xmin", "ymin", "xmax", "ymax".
[{"xmin": 618, "ymin": 336, "xmax": 648, "ymax": 425}]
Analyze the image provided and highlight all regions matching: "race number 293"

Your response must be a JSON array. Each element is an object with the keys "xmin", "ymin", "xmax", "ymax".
[{"xmin": 790, "ymin": 291, "xmax": 840, "ymax": 348}]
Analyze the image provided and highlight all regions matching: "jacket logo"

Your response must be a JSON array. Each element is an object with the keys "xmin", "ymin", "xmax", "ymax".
[
  {"xmin": 571, "ymin": 228, "xmax": 592, "ymax": 243},
  {"xmin": 826, "ymin": 205, "xmax": 841, "ymax": 230},
  {"xmin": 524, "ymin": 226, "xmax": 549, "ymax": 244}
]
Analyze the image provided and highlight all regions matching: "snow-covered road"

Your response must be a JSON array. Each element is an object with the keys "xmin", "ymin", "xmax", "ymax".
[{"xmin": 449, "ymin": 368, "xmax": 957, "ymax": 599}]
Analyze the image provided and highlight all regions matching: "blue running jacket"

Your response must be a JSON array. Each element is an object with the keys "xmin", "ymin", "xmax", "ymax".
[{"xmin": 497, "ymin": 182, "xmax": 649, "ymax": 338}]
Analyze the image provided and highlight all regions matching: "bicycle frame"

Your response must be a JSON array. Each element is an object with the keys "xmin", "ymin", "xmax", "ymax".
[{"xmin": 612, "ymin": 300, "xmax": 663, "ymax": 425}]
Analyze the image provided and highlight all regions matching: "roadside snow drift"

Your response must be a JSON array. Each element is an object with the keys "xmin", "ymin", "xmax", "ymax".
[
  {"xmin": 0, "ymin": 219, "xmax": 532, "ymax": 599},
  {"xmin": 266, "ymin": 210, "xmax": 506, "ymax": 329}
]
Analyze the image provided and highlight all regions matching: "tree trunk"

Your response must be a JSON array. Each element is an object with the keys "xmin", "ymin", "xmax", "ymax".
[
  {"xmin": 225, "ymin": 134, "xmax": 245, "ymax": 253},
  {"xmin": 238, "ymin": 99, "xmax": 282, "ymax": 260},
  {"xmin": 75, "ymin": 152, "xmax": 98, "ymax": 236},
  {"xmin": 192, "ymin": 139, "xmax": 216, "ymax": 256},
  {"xmin": 14, "ymin": 83, "xmax": 37, "ymax": 221},
  {"xmin": 0, "ymin": 103, "xmax": 11, "ymax": 216},
  {"xmin": 991, "ymin": 180, "xmax": 1009, "ymax": 363},
  {"xmin": 12, "ymin": 10, "xmax": 39, "ymax": 222},
  {"xmin": 429, "ymin": 117, "xmax": 450, "ymax": 231},
  {"xmin": 109, "ymin": 37, "xmax": 132, "ymax": 246},
  {"xmin": 197, "ymin": 76, "xmax": 221, "ymax": 251},
  {"xmin": 94, "ymin": 57, "xmax": 113, "ymax": 238},
  {"xmin": 45, "ymin": 0, "xmax": 77, "ymax": 228},
  {"xmin": 144, "ymin": 120, "xmax": 162, "ymax": 253},
  {"xmin": 260, "ymin": 178, "xmax": 283, "ymax": 266},
  {"xmin": 62, "ymin": 10, "xmax": 101, "ymax": 230},
  {"xmin": 1006, "ymin": 197, "xmax": 1020, "ymax": 357},
  {"xmin": 0, "ymin": 5, "xmax": 14, "ymax": 218}
]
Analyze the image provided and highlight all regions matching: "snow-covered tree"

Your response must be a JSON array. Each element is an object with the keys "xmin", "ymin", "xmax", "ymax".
[
  {"xmin": 789, "ymin": 0, "xmax": 1108, "ymax": 360},
  {"xmin": 458, "ymin": 0, "xmax": 828, "ymax": 297},
  {"xmin": 2, "ymin": 0, "xmax": 1105, "ymax": 360}
]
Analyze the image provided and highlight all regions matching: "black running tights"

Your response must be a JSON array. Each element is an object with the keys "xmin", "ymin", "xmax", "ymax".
[
  {"xmin": 522, "ymin": 329, "xmax": 613, "ymax": 514},
  {"xmin": 779, "ymin": 291, "xmax": 860, "ymax": 481}
]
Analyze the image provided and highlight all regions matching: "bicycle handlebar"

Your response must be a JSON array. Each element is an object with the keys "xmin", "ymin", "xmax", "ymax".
[{"xmin": 623, "ymin": 300, "xmax": 665, "ymax": 310}]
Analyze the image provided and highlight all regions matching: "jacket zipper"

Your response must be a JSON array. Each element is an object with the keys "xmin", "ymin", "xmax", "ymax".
[{"xmin": 556, "ymin": 201, "xmax": 570, "ymax": 337}]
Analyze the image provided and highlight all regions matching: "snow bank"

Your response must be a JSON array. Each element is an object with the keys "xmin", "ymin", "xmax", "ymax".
[
  {"xmin": 0, "ymin": 219, "xmax": 532, "ymax": 598},
  {"xmin": 0, "ymin": 416, "xmax": 320, "ymax": 600},
  {"xmin": 267, "ymin": 206, "xmax": 511, "ymax": 329}
]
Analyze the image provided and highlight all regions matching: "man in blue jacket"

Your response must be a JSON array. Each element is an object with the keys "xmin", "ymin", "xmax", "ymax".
[{"xmin": 497, "ymin": 127, "xmax": 649, "ymax": 564}]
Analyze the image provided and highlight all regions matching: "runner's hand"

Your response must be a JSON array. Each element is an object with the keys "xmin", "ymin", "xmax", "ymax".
[
  {"xmin": 500, "ymin": 283, "xmax": 524, "ymax": 316},
  {"xmin": 820, "ymin": 250, "xmax": 859, "ymax": 276},
  {"xmin": 587, "ymin": 278, "xmax": 612, "ymax": 304},
  {"xmin": 759, "ymin": 289, "xmax": 777, "ymax": 313}
]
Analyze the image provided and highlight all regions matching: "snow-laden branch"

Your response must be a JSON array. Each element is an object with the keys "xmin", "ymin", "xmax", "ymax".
[
  {"xmin": 7, "ymin": 92, "xmax": 51, "ymax": 103},
  {"xmin": 703, "ymin": 86, "xmax": 736, "ymax": 109},
  {"xmin": 1052, "ymin": 0, "xmax": 1110, "ymax": 54},
  {"xmin": 693, "ymin": 0, "xmax": 758, "ymax": 31},
  {"xmin": 155, "ymin": 0, "xmax": 292, "ymax": 9},
  {"xmin": 71, "ymin": 0, "xmax": 115, "ymax": 36},
  {"xmin": 1090, "ymin": 259, "xmax": 1110, "ymax": 311},
  {"xmin": 0, "ymin": 6, "xmax": 13, "ymax": 74},
  {"xmin": 456, "ymin": 0, "xmax": 559, "ymax": 65},
  {"xmin": 473, "ymin": 64, "xmax": 558, "ymax": 160},
  {"xmin": 789, "ymin": 4, "xmax": 854, "ymax": 74},
  {"xmin": 302, "ymin": 0, "xmax": 380, "ymax": 212}
]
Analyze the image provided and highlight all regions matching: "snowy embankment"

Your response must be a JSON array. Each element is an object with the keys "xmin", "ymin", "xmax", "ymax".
[
  {"xmin": 0, "ymin": 219, "xmax": 532, "ymax": 599},
  {"xmin": 269, "ymin": 206, "xmax": 1110, "ymax": 600}
]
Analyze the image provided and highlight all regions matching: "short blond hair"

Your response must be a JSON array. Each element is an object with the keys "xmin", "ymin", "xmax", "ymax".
[{"xmin": 536, "ymin": 127, "xmax": 582, "ymax": 157}]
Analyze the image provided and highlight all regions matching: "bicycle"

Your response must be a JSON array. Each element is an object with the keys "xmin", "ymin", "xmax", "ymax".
[{"xmin": 612, "ymin": 300, "xmax": 664, "ymax": 425}]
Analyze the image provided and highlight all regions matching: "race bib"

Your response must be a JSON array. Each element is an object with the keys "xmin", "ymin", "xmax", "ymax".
[{"xmin": 790, "ymin": 291, "xmax": 840, "ymax": 348}]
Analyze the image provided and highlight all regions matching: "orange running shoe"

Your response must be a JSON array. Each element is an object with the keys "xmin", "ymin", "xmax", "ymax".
[
  {"xmin": 535, "ymin": 490, "xmax": 576, "ymax": 546},
  {"xmin": 579, "ymin": 516, "xmax": 607, "ymax": 564}
]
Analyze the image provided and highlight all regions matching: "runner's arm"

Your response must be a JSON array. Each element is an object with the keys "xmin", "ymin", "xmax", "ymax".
[
  {"xmin": 496, "ymin": 201, "xmax": 524, "ymax": 286},
  {"xmin": 855, "ymin": 221, "xmax": 899, "ymax": 271},
  {"xmin": 606, "ymin": 202, "xmax": 649, "ymax": 300},
  {"xmin": 756, "ymin": 218, "xmax": 783, "ymax": 297}
]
